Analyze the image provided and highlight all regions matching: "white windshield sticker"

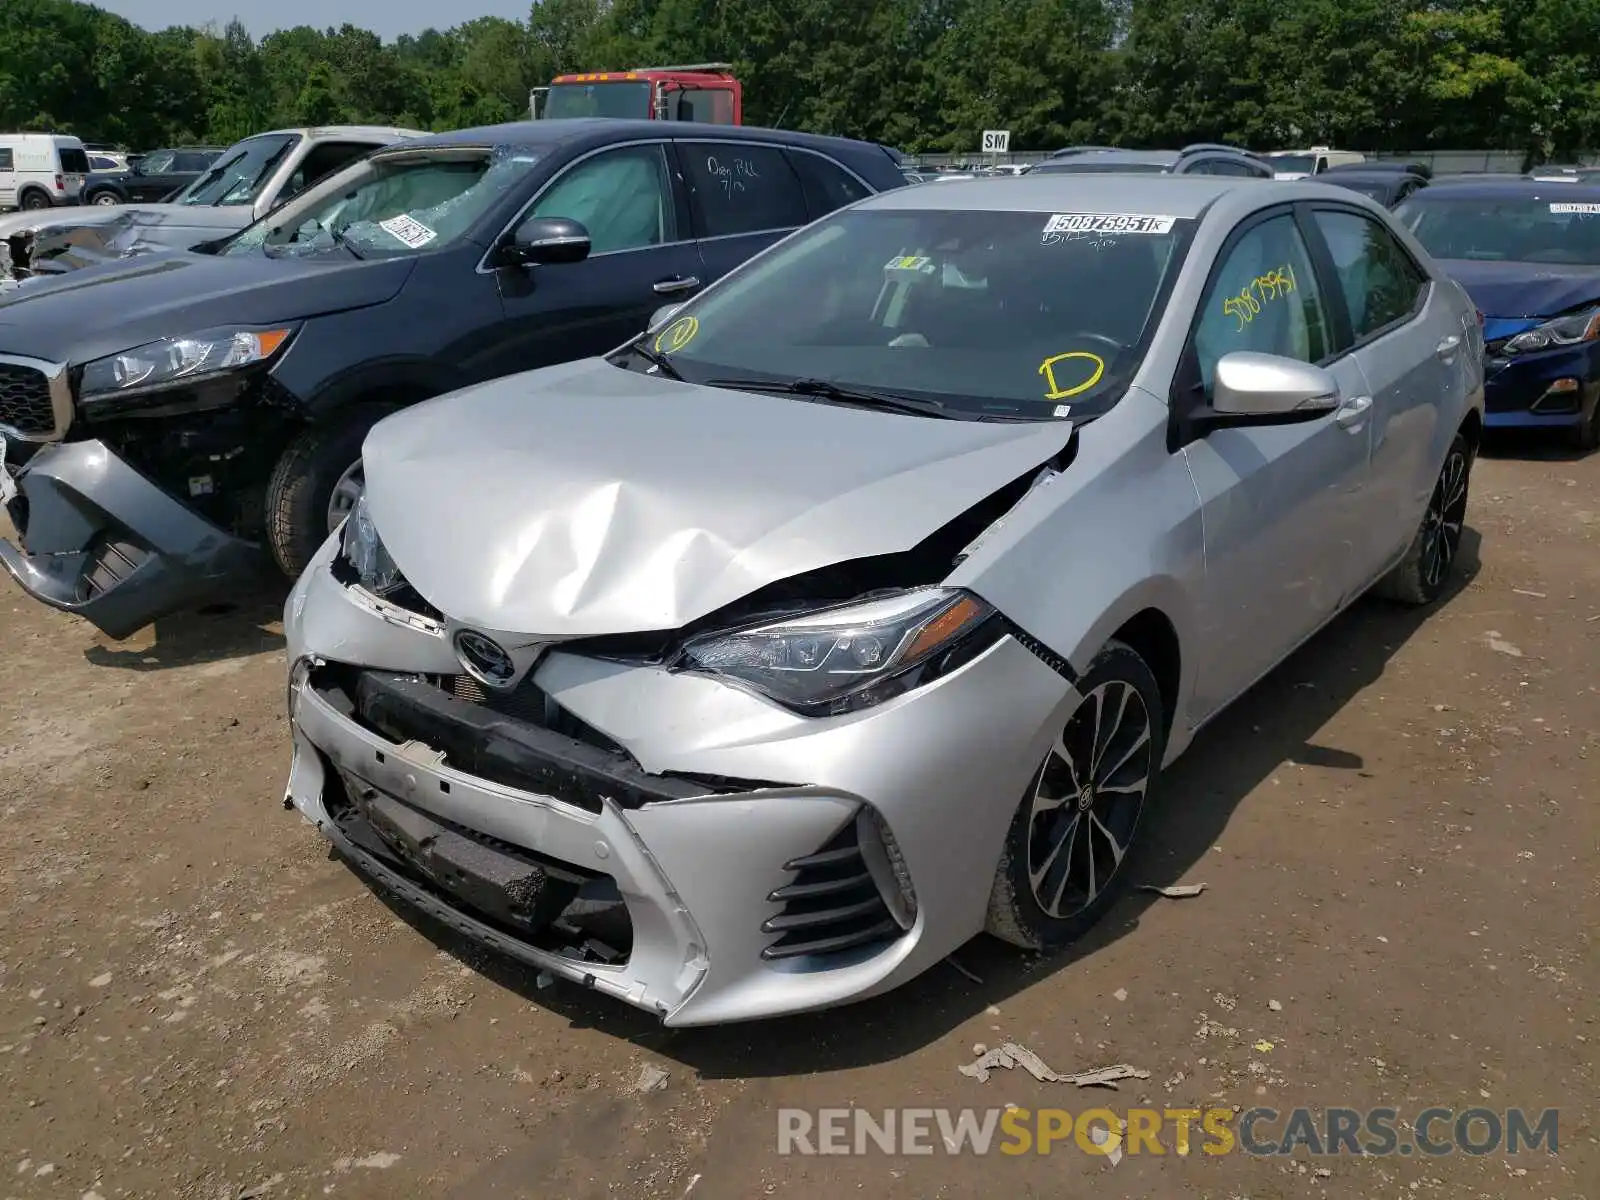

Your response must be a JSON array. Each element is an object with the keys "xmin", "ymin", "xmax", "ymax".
[
  {"xmin": 1042, "ymin": 212, "xmax": 1176, "ymax": 236},
  {"xmin": 1550, "ymin": 202, "xmax": 1600, "ymax": 214},
  {"xmin": 379, "ymin": 214, "xmax": 438, "ymax": 248}
]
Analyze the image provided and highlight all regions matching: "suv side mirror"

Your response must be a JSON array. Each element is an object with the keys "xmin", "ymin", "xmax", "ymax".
[
  {"xmin": 1211, "ymin": 352, "xmax": 1339, "ymax": 419},
  {"xmin": 500, "ymin": 216, "xmax": 591, "ymax": 267}
]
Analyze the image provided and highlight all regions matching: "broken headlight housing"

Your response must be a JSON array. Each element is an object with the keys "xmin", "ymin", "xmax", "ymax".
[
  {"xmin": 679, "ymin": 587, "xmax": 1002, "ymax": 716},
  {"xmin": 79, "ymin": 326, "xmax": 294, "ymax": 403},
  {"xmin": 1502, "ymin": 305, "xmax": 1600, "ymax": 355},
  {"xmin": 341, "ymin": 494, "xmax": 402, "ymax": 594}
]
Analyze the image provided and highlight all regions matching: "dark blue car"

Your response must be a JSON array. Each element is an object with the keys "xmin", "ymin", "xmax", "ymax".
[{"xmin": 1394, "ymin": 182, "xmax": 1600, "ymax": 450}]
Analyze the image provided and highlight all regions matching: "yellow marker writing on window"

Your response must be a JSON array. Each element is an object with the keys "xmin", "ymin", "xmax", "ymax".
[
  {"xmin": 654, "ymin": 315, "xmax": 700, "ymax": 354},
  {"xmin": 1222, "ymin": 262, "xmax": 1297, "ymax": 331},
  {"xmin": 1039, "ymin": 350, "xmax": 1105, "ymax": 401}
]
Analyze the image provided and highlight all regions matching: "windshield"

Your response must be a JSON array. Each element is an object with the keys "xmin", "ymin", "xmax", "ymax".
[
  {"xmin": 1395, "ymin": 196, "xmax": 1600, "ymax": 265},
  {"xmin": 544, "ymin": 81, "xmax": 651, "ymax": 119},
  {"xmin": 635, "ymin": 207, "xmax": 1193, "ymax": 421},
  {"xmin": 174, "ymin": 134, "xmax": 297, "ymax": 207},
  {"xmin": 1031, "ymin": 160, "xmax": 1169, "ymax": 175},
  {"xmin": 223, "ymin": 145, "xmax": 543, "ymax": 260},
  {"xmin": 1270, "ymin": 155, "xmax": 1317, "ymax": 174}
]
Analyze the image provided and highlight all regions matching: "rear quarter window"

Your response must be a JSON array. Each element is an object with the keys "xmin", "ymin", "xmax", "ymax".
[
  {"xmin": 681, "ymin": 142, "xmax": 809, "ymax": 237},
  {"xmin": 59, "ymin": 148, "xmax": 89, "ymax": 174},
  {"xmin": 788, "ymin": 151, "xmax": 872, "ymax": 220},
  {"xmin": 0, "ymin": 149, "xmax": 13, "ymax": 171}
]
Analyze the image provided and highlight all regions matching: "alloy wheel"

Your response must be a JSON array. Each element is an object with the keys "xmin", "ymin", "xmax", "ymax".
[
  {"xmin": 92, "ymin": 193, "xmax": 118, "ymax": 206},
  {"xmin": 1025, "ymin": 680, "xmax": 1154, "ymax": 919},
  {"xmin": 326, "ymin": 458, "xmax": 364, "ymax": 535},
  {"xmin": 1419, "ymin": 447, "xmax": 1468, "ymax": 590}
]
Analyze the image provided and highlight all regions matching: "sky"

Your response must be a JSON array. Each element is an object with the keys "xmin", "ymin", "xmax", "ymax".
[{"xmin": 95, "ymin": 0, "xmax": 532, "ymax": 41}]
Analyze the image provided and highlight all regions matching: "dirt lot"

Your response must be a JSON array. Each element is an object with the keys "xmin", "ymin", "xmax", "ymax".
[{"xmin": 1, "ymin": 440, "xmax": 1595, "ymax": 1200}]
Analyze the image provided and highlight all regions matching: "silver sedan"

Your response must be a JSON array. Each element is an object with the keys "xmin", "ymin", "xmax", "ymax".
[{"xmin": 281, "ymin": 175, "xmax": 1484, "ymax": 1025}]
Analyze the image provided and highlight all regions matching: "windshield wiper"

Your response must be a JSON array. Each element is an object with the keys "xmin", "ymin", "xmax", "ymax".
[
  {"xmin": 625, "ymin": 340, "xmax": 684, "ymax": 380},
  {"xmin": 705, "ymin": 376, "xmax": 954, "ymax": 419}
]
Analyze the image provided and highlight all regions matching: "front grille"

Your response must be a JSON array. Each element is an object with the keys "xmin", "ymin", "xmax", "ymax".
[
  {"xmin": 762, "ymin": 820, "xmax": 901, "ymax": 961},
  {"xmin": 0, "ymin": 364, "xmax": 55, "ymax": 436}
]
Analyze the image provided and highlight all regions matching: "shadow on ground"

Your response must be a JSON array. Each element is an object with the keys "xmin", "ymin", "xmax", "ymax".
[
  {"xmin": 1480, "ymin": 428, "xmax": 1596, "ymax": 464},
  {"xmin": 352, "ymin": 530, "xmax": 1483, "ymax": 1076},
  {"xmin": 81, "ymin": 582, "xmax": 289, "ymax": 671}
]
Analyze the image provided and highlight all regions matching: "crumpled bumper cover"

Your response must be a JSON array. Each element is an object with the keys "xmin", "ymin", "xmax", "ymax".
[{"xmin": 0, "ymin": 439, "xmax": 265, "ymax": 639}]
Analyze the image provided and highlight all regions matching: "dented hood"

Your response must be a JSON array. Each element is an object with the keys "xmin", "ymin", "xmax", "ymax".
[
  {"xmin": 362, "ymin": 357, "xmax": 1072, "ymax": 636},
  {"xmin": 0, "ymin": 202, "xmax": 251, "ymax": 249}
]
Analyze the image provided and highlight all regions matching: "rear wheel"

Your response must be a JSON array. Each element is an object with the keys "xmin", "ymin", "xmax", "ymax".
[
  {"xmin": 264, "ymin": 408, "xmax": 389, "ymax": 578},
  {"xmin": 19, "ymin": 189, "xmax": 50, "ymax": 211},
  {"xmin": 986, "ymin": 640, "xmax": 1166, "ymax": 951},
  {"xmin": 1374, "ymin": 432, "xmax": 1471, "ymax": 606}
]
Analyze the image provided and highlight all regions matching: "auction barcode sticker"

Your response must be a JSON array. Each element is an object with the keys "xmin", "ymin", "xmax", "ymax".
[
  {"xmin": 1043, "ymin": 212, "xmax": 1176, "ymax": 235},
  {"xmin": 1550, "ymin": 202, "xmax": 1600, "ymax": 214},
  {"xmin": 379, "ymin": 213, "xmax": 438, "ymax": 248}
]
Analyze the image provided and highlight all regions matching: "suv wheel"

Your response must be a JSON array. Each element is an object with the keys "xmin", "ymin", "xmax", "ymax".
[
  {"xmin": 89, "ymin": 190, "xmax": 120, "ymax": 206},
  {"xmin": 264, "ymin": 408, "xmax": 391, "ymax": 578}
]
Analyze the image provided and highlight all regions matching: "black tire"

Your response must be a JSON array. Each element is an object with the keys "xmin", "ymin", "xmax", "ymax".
[
  {"xmin": 1571, "ymin": 398, "xmax": 1600, "ymax": 453},
  {"xmin": 1373, "ymin": 432, "xmax": 1471, "ymax": 606},
  {"xmin": 986, "ymin": 639, "xmax": 1167, "ymax": 951},
  {"xmin": 19, "ymin": 189, "xmax": 50, "ymax": 211},
  {"xmin": 264, "ymin": 408, "xmax": 391, "ymax": 578},
  {"xmin": 87, "ymin": 189, "xmax": 120, "ymax": 206}
]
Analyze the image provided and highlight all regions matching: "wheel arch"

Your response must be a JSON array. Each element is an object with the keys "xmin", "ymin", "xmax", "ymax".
[
  {"xmin": 1107, "ymin": 607, "xmax": 1182, "ymax": 737},
  {"xmin": 16, "ymin": 184, "xmax": 52, "ymax": 205},
  {"xmin": 1458, "ymin": 407, "xmax": 1482, "ymax": 457}
]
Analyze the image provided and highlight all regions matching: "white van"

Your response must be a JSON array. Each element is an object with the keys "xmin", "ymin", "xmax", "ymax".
[
  {"xmin": 1265, "ymin": 146, "xmax": 1366, "ymax": 180},
  {"xmin": 0, "ymin": 134, "xmax": 90, "ymax": 211}
]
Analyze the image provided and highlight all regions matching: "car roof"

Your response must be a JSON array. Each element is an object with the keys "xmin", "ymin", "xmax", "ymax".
[
  {"xmin": 1037, "ymin": 149, "xmax": 1181, "ymax": 167},
  {"xmin": 390, "ymin": 118, "xmax": 887, "ymax": 156},
  {"xmin": 1405, "ymin": 180, "xmax": 1600, "ymax": 202},
  {"xmin": 857, "ymin": 173, "xmax": 1342, "ymax": 217},
  {"xmin": 244, "ymin": 126, "xmax": 428, "ymax": 140}
]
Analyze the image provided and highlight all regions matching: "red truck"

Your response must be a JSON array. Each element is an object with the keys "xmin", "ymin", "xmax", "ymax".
[{"xmin": 530, "ymin": 64, "xmax": 743, "ymax": 125}]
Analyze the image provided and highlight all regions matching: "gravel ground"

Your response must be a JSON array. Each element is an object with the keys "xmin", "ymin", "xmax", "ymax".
[{"xmin": 0, "ymin": 440, "xmax": 1595, "ymax": 1200}]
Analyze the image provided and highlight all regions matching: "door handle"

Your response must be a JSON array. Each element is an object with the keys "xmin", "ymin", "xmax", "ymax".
[
  {"xmin": 1436, "ymin": 334, "xmax": 1461, "ymax": 359},
  {"xmin": 1334, "ymin": 394, "xmax": 1372, "ymax": 429},
  {"xmin": 653, "ymin": 275, "xmax": 701, "ymax": 295}
]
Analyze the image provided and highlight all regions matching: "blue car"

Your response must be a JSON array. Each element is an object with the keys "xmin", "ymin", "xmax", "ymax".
[{"xmin": 1394, "ymin": 182, "xmax": 1600, "ymax": 450}]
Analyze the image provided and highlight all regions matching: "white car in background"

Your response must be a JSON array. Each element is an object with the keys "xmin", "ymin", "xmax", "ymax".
[{"xmin": 0, "ymin": 134, "xmax": 89, "ymax": 210}]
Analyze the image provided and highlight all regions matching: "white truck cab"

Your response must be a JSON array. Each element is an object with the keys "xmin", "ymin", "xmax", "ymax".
[{"xmin": 0, "ymin": 134, "xmax": 89, "ymax": 210}]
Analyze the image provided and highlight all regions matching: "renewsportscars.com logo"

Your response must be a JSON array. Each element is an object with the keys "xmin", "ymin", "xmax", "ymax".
[{"xmin": 776, "ymin": 1106, "xmax": 1561, "ymax": 1159}]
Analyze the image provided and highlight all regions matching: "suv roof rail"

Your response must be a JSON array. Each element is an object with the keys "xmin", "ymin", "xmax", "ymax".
[{"xmin": 1180, "ymin": 142, "xmax": 1265, "ymax": 160}]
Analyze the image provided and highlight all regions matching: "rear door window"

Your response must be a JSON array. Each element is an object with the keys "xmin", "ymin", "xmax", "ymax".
[
  {"xmin": 58, "ymin": 147, "xmax": 89, "ymax": 174},
  {"xmin": 787, "ymin": 151, "xmax": 872, "ymax": 219},
  {"xmin": 679, "ymin": 141, "xmax": 808, "ymax": 237},
  {"xmin": 1310, "ymin": 209, "xmax": 1428, "ymax": 340}
]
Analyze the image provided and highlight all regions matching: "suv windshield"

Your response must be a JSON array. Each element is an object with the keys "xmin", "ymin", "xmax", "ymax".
[
  {"xmin": 1395, "ymin": 195, "xmax": 1600, "ymax": 265},
  {"xmin": 1269, "ymin": 154, "xmax": 1317, "ymax": 174},
  {"xmin": 174, "ymin": 134, "xmax": 298, "ymax": 207},
  {"xmin": 223, "ymin": 145, "xmax": 544, "ymax": 260},
  {"xmin": 544, "ymin": 81, "xmax": 651, "ymax": 119},
  {"xmin": 637, "ymin": 207, "xmax": 1194, "ymax": 420}
]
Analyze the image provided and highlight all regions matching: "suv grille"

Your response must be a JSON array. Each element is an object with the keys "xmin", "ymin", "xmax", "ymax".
[{"xmin": 0, "ymin": 364, "xmax": 55, "ymax": 437}]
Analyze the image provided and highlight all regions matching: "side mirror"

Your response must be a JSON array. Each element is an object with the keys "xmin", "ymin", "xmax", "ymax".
[
  {"xmin": 1211, "ymin": 352, "xmax": 1339, "ymax": 419},
  {"xmin": 647, "ymin": 302, "xmax": 683, "ymax": 330},
  {"xmin": 501, "ymin": 216, "xmax": 591, "ymax": 267}
]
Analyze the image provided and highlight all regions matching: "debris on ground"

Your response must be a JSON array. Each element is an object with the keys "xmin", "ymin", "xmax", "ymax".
[
  {"xmin": 1088, "ymin": 1121, "xmax": 1124, "ymax": 1166},
  {"xmin": 1113, "ymin": 988, "xmax": 1127, "ymax": 1002},
  {"xmin": 959, "ymin": 1042, "xmax": 1149, "ymax": 1089},
  {"xmin": 1483, "ymin": 631, "xmax": 1523, "ymax": 657},
  {"xmin": 634, "ymin": 1063, "xmax": 670, "ymax": 1093},
  {"xmin": 1254, "ymin": 1040, "xmax": 1275, "ymax": 1052},
  {"xmin": 946, "ymin": 956, "xmax": 982, "ymax": 984},
  {"xmin": 1268, "ymin": 999, "xmax": 1283, "ymax": 1012},
  {"xmin": 1139, "ymin": 883, "xmax": 1207, "ymax": 898}
]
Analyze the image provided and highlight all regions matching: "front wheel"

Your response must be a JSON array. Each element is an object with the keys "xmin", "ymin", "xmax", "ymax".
[
  {"xmin": 264, "ymin": 409, "xmax": 390, "ymax": 578},
  {"xmin": 89, "ymin": 190, "xmax": 120, "ymax": 206},
  {"xmin": 986, "ymin": 640, "xmax": 1167, "ymax": 951},
  {"xmin": 1373, "ymin": 432, "xmax": 1471, "ymax": 606}
]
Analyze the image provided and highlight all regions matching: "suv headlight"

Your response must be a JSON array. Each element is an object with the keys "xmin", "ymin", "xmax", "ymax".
[
  {"xmin": 342, "ymin": 494, "xmax": 401, "ymax": 593},
  {"xmin": 80, "ymin": 326, "xmax": 293, "ymax": 402},
  {"xmin": 679, "ymin": 587, "xmax": 1002, "ymax": 715},
  {"xmin": 1502, "ymin": 305, "xmax": 1600, "ymax": 355}
]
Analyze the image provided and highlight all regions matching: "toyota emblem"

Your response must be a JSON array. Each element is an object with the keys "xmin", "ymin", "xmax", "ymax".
[{"xmin": 453, "ymin": 629, "xmax": 517, "ymax": 689}]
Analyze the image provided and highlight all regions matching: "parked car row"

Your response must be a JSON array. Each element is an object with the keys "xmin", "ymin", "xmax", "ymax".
[
  {"xmin": 2, "ymin": 130, "xmax": 1496, "ymax": 1024},
  {"xmin": 83, "ymin": 146, "xmax": 224, "ymax": 206}
]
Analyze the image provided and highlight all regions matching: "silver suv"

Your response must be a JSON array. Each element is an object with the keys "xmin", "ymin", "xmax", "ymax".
[{"xmin": 1030, "ymin": 143, "xmax": 1274, "ymax": 178}]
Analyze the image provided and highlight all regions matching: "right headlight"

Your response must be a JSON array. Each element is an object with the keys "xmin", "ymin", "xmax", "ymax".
[
  {"xmin": 678, "ymin": 587, "xmax": 1002, "ymax": 716},
  {"xmin": 341, "ymin": 494, "xmax": 401, "ymax": 594}
]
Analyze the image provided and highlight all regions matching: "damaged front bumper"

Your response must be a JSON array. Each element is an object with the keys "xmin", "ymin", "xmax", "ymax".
[
  {"xmin": 0, "ymin": 439, "xmax": 265, "ymax": 638},
  {"xmin": 283, "ymin": 551, "xmax": 1073, "ymax": 1025}
]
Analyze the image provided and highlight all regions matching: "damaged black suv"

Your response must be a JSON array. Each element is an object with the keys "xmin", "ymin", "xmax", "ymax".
[{"xmin": 0, "ymin": 118, "xmax": 905, "ymax": 639}]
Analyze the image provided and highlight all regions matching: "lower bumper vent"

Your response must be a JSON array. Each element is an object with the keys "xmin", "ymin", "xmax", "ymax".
[{"xmin": 761, "ymin": 817, "xmax": 907, "ymax": 961}]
